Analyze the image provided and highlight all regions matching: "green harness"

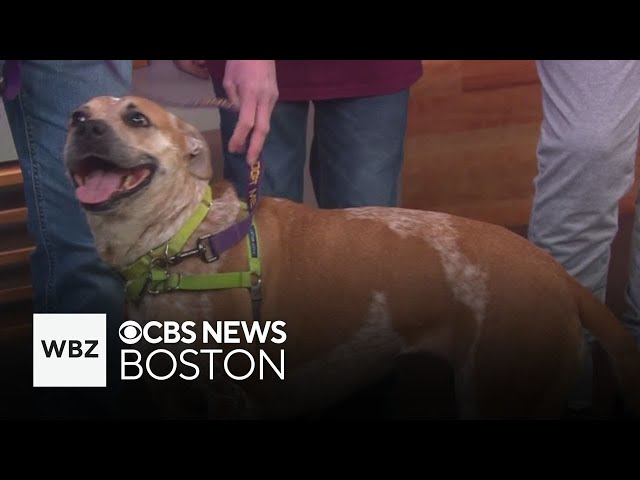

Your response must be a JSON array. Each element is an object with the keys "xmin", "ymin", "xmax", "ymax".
[{"xmin": 121, "ymin": 184, "xmax": 263, "ymax": 319}]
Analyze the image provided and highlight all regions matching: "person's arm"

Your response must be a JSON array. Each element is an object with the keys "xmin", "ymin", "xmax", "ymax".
[{"xmin": 173, "ymin": 60, "xmax": 278, "ymax": 165}]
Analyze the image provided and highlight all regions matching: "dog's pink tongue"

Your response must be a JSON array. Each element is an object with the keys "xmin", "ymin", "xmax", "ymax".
[{"xmin": 75, "ymin": 170, "xmax": 123, "ymax": 204}]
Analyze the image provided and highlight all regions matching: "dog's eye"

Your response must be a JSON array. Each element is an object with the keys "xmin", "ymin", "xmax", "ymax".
[
  {"xmin": 126, "ymin": 111, "xmax": 151, "ymax": 128},
  {"xmin": 71, "ymin": 110, "xmax": 87, "ymax": 125}
]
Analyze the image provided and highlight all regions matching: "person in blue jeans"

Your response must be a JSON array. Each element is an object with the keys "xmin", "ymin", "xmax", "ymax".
[
  {"xmin": 197, "ymin": 60, "xmax": 423, "ymax": 209},
  {"xmin": 1, "ymin": 60, "xmax": 132, "ymax": 417}
]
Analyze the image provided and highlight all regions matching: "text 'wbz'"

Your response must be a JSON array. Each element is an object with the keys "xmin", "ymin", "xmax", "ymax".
[{"xmin": 120, "ymin": 320, "xmax": 286, "ymax": 382}]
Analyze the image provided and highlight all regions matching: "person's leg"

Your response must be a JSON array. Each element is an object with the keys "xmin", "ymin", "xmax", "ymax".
[
  {"xmin": 529, "ymin": 60, "xmax": 640, "ymax": 410},
  {"xmin": 3, "ymin": 60, "xmax": 132, "ymax": 417},
  {"xmin": 212, "ymin": 81, "xmax": 309, "ymax": 202},
  {"xmin": 310, "ymin": 88, "xmax": 410, "ymax": 209}
]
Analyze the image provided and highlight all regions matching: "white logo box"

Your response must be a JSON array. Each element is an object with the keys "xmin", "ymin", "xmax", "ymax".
[{"xmin": 33, "ymin": 313, "xmax": 107, "ymax": 387}]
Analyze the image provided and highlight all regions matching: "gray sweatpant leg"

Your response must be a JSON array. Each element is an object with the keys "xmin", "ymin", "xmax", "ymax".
[{"xmin": 529, "ymin": 60, "xmax": 640, "ymax": 408}]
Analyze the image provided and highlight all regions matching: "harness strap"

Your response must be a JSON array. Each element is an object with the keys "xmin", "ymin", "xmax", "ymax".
[
  {"xmin": 149, "ymin": 270, "xmax": 255, "ymax": 292},
  {"xmin": 125, "ymin": 221, "xmax": 263, "ymax": 321},
  {"xmin": 122, "ymin": 185, "xmax": 213, "ymax": 290}
]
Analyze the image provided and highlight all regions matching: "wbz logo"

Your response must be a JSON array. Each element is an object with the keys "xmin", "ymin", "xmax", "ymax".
[
  {"xmin": 33, "ymin": 314, "xmax": 106, "ymax": 387},
  {"xmin": 41, "ymin": 339, "xmax": 99, "ymax": 358}
]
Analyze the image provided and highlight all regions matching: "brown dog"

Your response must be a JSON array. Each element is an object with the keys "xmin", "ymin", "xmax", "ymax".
[{"xmin": 63, "ymin": 95, "xmax": 640, "ymax": 419}]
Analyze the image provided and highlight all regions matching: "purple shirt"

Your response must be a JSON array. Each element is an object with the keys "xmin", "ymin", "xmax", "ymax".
[{"xmin": 206, "ymin": 60, "xmax": 423, "ymax": 101}]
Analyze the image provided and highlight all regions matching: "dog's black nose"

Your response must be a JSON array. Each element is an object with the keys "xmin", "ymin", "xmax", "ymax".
[{"xmin": 75, "ymin": 119, "xmax": 109, "ymax": 138}]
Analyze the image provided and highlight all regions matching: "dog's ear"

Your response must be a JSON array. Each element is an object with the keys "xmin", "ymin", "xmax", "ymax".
[{"xmin": 180, "ymin": 121, "xmax": 213, "ymax": 180}]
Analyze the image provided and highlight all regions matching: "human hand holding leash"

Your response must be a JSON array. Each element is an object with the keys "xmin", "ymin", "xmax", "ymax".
[
  {"xmin": 172, "ymin": 60, "xmax": 277, "ymax": 165},
  {"xmin": 222, "ymin": 60, "xmax": 278, "ymax": 166}
]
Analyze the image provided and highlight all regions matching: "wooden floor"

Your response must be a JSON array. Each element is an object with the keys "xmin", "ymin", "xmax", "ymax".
[{"xmin": 401, "ymin": 60, "xmax": 640, "ymax": 226}]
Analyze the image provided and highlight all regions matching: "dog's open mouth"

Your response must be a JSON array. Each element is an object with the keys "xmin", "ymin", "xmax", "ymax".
[{"xmin": 71, "ymin": 156, "xmax": 156, "ymax": 210}]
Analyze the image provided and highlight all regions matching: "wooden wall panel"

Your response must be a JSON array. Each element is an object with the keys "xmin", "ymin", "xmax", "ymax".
[{"xmin": 402, "ymin": 60, "xmax": 640, "ymax": 226}]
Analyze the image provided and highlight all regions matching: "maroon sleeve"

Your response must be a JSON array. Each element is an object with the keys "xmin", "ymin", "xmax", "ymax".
[{"xmin": 205, "ymin": 60, "xmax": 423, "ymax": 101}]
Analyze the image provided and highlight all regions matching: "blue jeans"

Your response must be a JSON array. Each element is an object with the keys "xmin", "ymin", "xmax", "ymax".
[
  {"xmin": 2, "ymin": 60, "xmax": 132, "ymax": 417},
  {"xmin": 214, "ymin": 81, "xmax": 410, "ymax": 209}
]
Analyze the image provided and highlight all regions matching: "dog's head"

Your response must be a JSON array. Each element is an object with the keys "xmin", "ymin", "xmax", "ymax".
[{"xmin": 64, "ymin": 95, "xmax": 212, "ymax": 213}]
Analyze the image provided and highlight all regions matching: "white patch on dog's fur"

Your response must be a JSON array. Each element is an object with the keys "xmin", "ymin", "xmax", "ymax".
[
  {"xmin": 110, "ymin": 97, "xmax": 121, "ymax": 103},
  {"xmin": 345, "ymin": 208, "xmax": 488, "ymax": 325},
  {"xmin": 264, "ymin": 291, "xmax": 404, "ymax": 417},
  {"xmin": 345, "ymin": 207, "xmax": 489, "ymax": 415}
]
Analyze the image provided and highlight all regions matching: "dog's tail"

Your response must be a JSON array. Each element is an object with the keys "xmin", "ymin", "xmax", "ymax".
[{"xmin": 570, "ymin": 276, "xmax": 640, "ymax": 416}]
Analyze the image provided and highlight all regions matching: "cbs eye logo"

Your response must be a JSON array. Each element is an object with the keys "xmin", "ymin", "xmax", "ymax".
[{"xmin": 119, "ymin": 320, "xmax": 142, "ymax": 344}]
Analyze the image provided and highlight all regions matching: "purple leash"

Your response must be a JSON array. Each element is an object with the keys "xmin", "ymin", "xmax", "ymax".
[{"xmin": 201, "ymin": 158, "xmax": 263, "ymax": 262}]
